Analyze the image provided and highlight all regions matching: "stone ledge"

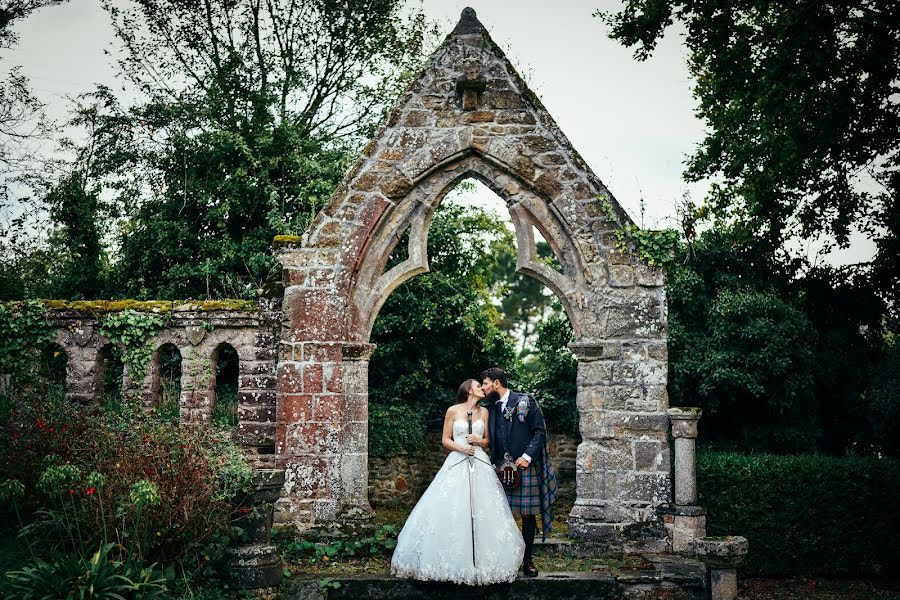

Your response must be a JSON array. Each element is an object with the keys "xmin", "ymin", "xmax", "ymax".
[
  {"xmin": 285, "ymin": 572, "xmax": 617, "ymax": 600},
  {"xmin": 282, "ymin": 560, "xmax": 706, "ymax": 600},
  {"xmin": 39, "ymin": 299, "xmax": 260, "ymax": 314},
  {"xmin": 657, "ymin": 504, "xmax": 708, "ymax": 517}
]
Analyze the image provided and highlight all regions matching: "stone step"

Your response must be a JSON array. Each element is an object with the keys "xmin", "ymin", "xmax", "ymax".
[
  {"xmin": 283, "ymin": 556, "xmax": 708, "ymax": 600},
  {"xmin": 285, "ymin": 572, "xmax": 617, "ymax": 600}
]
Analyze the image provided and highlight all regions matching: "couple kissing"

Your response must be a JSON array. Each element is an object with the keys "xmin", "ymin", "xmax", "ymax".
[{"xmin": 390, "ymin": 367, "xmax": 559, "ymax": 586}]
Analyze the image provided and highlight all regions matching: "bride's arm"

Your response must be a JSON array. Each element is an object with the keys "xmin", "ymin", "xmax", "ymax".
[{"xmin": 441, "ymin": 409, "xmax": 470, "ymax": 454}]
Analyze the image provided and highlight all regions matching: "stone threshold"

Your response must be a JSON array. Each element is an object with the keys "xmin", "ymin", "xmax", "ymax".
[{"xmin": 283, "ymin": 555, "xmax": 707, "ymax": 600}]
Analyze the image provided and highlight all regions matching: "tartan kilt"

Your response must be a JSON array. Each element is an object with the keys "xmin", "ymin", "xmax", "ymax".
[{"xmin": 505, "ymin": 463, "xmax": 541, "ymax": 516}]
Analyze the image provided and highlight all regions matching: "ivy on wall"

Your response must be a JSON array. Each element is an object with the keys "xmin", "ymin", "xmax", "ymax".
[
  {"xmin": 600, "ymin": 194, "xmax": 681, "ymax": 267},
  {"xmin": 0, "ymin": 301, "xmax": 55, "ymax": 384},
  {"xmin": 98, "ymin": 310, "xmax": 165, "ymax": 384}
]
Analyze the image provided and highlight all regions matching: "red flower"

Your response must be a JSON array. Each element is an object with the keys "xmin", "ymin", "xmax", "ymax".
[
  {"xmin": 68, "ymin": 489, "xmax": 76, "ymax": 495},
  {"xmin": 85, "ymin": 487, "xmax": 96, "ymax": 496}
]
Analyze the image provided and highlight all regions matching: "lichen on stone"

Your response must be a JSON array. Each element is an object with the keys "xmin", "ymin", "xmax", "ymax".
[
  {"xmin": 39, "ymin": 299, "xmax": 258, "ymax": 314},
  {"xmin": 272, "ymin": 235, "xmax": 303, "ymax": 248}
]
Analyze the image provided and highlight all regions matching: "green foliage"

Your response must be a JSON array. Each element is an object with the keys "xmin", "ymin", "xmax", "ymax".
[
  {"xmin": 856, "ymin": 335, "xmax": 900, "ymax": 455},
  {"xmin": 600, "ymin": 0, "xmax": 899, "ymax": 324},
  {"xmin": 600, "ymin": 195, "xmax": 680, "ymax": 267},
  {"xmin": 98, "ymin": 310, "xmax": 165, "ymax": 384},
  {"xmin": 368, "ymin": 404, "xmax": 426, "ymax": 459},
  {"xmin": 491, "ymin": 228, "xmax": 560, "ymax": 356},
  {"xmin": 0, "ymin": 300, "xmax": 54, "ymax": 384},
  {"xmin": 666, "ymin": 226, "xmax": 895, "ymax": 454},
  {"xmin": 212, "ymin": 345, "xmax": 238, "ymax": 428},
  {"xmin": 45, "ymin": 170, "xmax": 107, "ymax": 299},
  {"xmin": 520, "ymin": 313, "xmax": 579, "ymax": 435},
  {"xmin": 0, "ymin": 381, "xmax": 252, "ymax": 568},
  {"xmin": 368, "ymin": 203, "xmax": 518, "ymax": 454},
  {"xmin": 698, "ymin": 451, "xmax": 900, "ymax": 577},
  {"xmin": 1, "ymin": 543, "xmax": 169, "ymax": 600},
  {"xmin": 4, "ymin": 0, "xmax": 435, "ymax": 302},
  {"xmin": 277, "ymin": 524, "xmax": 398, "ymax": 565}
]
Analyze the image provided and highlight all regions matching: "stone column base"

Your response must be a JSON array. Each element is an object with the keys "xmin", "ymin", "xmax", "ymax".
[
  {"xmin": 568, "ymin": 501, "xmax": 668, "ymax": 553},
  {"xmin": 658, "ymin": 504, "xmax": 707, "ymax": 552}
]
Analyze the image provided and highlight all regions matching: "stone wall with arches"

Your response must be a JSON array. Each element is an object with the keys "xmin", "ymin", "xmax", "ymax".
[
  {"xmin": 44, "ymin": 300, "xmax": 281, "ymax": 467},
  {"xmin": 272, "ymin": 8, "xmax": 672, "ymax": 549}
]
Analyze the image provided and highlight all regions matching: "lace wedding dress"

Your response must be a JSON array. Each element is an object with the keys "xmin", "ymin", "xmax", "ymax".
[{"xmin": 390, "ymin": 418, "xmax": 525, "ymax": 585}]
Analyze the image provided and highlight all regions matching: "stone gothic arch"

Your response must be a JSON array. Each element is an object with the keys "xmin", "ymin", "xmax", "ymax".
[{"xmin": 274, "ymin": 8, "xmax": 671, "ymax": 549}]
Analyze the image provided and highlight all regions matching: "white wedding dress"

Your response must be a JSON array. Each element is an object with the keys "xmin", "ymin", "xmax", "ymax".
[{"xmin": 390, "ymin": 419, "xmax": 525, "ymax": 585}]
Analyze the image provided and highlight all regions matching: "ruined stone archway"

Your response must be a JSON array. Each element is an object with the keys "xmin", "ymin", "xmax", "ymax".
[{"xmin": 274, "ymin": 8, "xmax": 671, "ymax": 548}]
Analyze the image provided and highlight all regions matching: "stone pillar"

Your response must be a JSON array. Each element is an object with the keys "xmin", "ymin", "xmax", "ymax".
[
  {"xmin": 668, "ymin": 407, "xmax": 701, "ymax": 505},
  {"xmin": 339, "ymin": 342, "xmax": 375, "ymax": 524},
  {"xmin": 693, "ymin": 536, "xmax": 749, "ymax": 600},
  {"xmin": 227, "ymin": 469, "xmax": 285, "ymax": 589},
  {"xmin": 179, "ymin": 345, "xmax": 213, "ymax": 423},
  {"xmin": 659, "ymin": 407, "xmax": 706, "ymax": 552},
  {"xmin": 567, "ymin": 340, "xmax": 671, "ymax": 551},
  {"xmin": 65, "ymin": 343, "xmax": 101, "ymax": 405}
]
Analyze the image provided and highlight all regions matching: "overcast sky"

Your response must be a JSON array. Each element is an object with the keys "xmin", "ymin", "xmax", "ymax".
[{"xmin": 7, "ymin": 0, "xmax": 874, "ymax": 265}]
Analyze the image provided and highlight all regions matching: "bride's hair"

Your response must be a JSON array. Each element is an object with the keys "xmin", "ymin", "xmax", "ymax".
[{"xmin": 456, "ymin": 379, "xmax": 477, "ymax": 403}]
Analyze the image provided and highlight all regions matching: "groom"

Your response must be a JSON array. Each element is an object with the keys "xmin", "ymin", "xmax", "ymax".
[{"xmin": 482, "ymin": 367, "xmax": 557, "ymax": 577}]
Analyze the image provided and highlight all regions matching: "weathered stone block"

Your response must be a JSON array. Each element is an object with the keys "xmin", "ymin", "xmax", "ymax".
[
  {"xmin": 276, "ymin": 363, "xmax": 302, "ymax": 393},
  {"xmin": 238, "ymin": 404, "xmax": 276, "ymax": 422},
  {"xmin": 462, "ymin": 110, "xmax": 495, "ymax": 123},
  {"xmin": 302, "ymin": 364, "xmax": 323, "ymax": 393},
  {"xmin": 237, "ymin": 422, "xmax": 276, "ymax": 447},
  {"xmin": 576, "ymin": 361, "xmax": 614, "ymax": 386},
  {"xmin": 633, "ymin": 440, "xmax": 662, "ymax": 471},
  {"xmin": 621, "ymin": 472, "xmax": 671, "ymax": 503},
  {"xmin": 313, "ymin": 394, "xmax": 342, "ymax": 420},
  {"xmin": 284, "ymin": 423, "xmax": 340, "ymax": 455},
  {"xmin": 276, "ymin": 394, "xmax": 314, "ymax": 423},
  {"xmin": 496, "ymin": 110, "xmax": 536, "ymax": 125},
  {"xmin": 402, "ymin": 110, "xmax": 433, "ymax": 127}
]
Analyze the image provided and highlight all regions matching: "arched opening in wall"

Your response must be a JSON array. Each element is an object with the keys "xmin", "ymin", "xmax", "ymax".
[
  {"xmin": 154, "ymin": 343, "xmax": 182, "ymax": 421},
  {"xmin": 40, "ymin": 343, "xmax": 68, "ymax": 400},
  {"xmin": 97, "ymin": 344, "xmax": 124, "ymax": 408},
  {"xmin": 366, "ymin": 178, "xmax": 579, "ymax": 519},
  {"xmin": 212, "ymin": 343, "xmax": 239, "ymax": 428}
]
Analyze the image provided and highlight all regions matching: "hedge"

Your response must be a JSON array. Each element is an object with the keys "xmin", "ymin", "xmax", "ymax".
[{"xmin": 698, "ymin": 451, "xmax": 900, "ymax": 577}]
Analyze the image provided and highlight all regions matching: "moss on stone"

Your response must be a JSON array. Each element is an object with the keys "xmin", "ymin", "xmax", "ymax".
[
  {"xmin": 272, "ymin": 234, "xmax": 303, "ymax": 248},
  {"xmin": 38, "ymin": 299, "xmax": 258, "ymax": 314}
]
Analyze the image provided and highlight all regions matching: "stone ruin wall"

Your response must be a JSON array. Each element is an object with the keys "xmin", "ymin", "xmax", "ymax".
[
  {"xmin": 42, "ymin": 300, "xmax": 281, "ymax": 468},
  {"xmin": 368, "ymin": 431, "xmax": 580, "ymax": 507},
  {"xmin": 271, "ymin": 8, "xmax": 673, "ymax": 547}
]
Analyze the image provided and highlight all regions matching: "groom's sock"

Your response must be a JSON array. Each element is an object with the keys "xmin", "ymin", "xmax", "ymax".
[{"xmin": 522, "ymin": 515, "xmax": 537, "ymax": 562}]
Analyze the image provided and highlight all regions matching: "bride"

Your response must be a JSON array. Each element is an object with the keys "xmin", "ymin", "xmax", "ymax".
[{"xmin": 390, "ymin": 379, "xmax": 525, "ymax": 585}]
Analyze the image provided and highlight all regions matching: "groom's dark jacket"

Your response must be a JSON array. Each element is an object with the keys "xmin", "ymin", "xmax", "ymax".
[{"xmin": 488, "ymin": 391, "xmax": 546, "ymax": 466}]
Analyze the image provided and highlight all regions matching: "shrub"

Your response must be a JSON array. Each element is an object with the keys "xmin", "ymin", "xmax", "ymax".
[
  {"xmin": 698, "ymin": 451, "xmax": 900, "ymax": 577},
  {"xmin": 0, "ymin": 381, "xmax": 252, "ymax": 568},
  {"xmin": 1, "ymin": 543, "xmax": 168, "ymax": 600},
  {"xmin": 368, "ymin": 403, "xmax": 426, "ymax": 458}
]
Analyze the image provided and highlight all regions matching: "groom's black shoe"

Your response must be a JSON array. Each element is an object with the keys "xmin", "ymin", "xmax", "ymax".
[{"xmin": 523, "ymin": 560, "xmax": 539, "ymax": 577}]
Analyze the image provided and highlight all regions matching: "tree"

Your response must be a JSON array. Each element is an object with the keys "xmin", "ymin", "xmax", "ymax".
[
  {"xmin": 44, "ymin": 171, "xmax": 105, "ymax": 298},
  {"xmin": 0, "ymin": 1, "xmax": 68, "ymax": 300},
  {"xmin": 601, "ymin": 0, "xmax": 900, "ymax": 322},
  {"xmin": 0, "ymin": 0, "xmax": 66, "ymax": 168},
  {"xmin": 30, "ymin": 0, "xmax": 435, "ymax": 300},
  {"xmin": 492, "ymin": 236, "xmax": 561, "ymax": 358}
]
